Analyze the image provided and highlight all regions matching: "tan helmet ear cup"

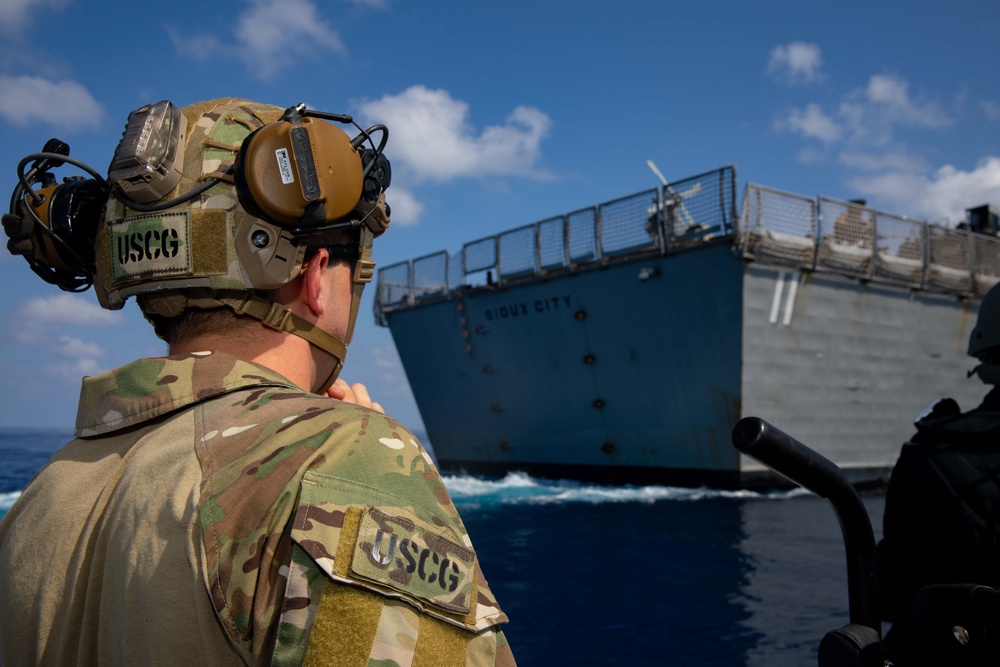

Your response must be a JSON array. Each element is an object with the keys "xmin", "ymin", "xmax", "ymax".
[{"xmin": 235, "ymin": 117, "xmax": 364, "ymax": 226}]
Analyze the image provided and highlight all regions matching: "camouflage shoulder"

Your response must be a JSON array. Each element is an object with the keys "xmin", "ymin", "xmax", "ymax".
[
  {"xmin": 289, "ymin": 470, "xmax": 509, "ymax": 632},
  {"xmin": 285, "ymin": 402, "xmax": 509, "ymax": 632},
  {"xmin": 193, "ymin": 390, "xmax": 506, "ymax": 660}
]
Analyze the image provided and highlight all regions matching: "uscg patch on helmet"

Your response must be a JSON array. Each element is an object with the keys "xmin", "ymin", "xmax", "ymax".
[
  {"xmin": 351, "ymin": 506, "xmax": 475, "ymax": 614},
  {"xmin": 108, "ymin": 211, "xmax": 191, "ymax": 285}
]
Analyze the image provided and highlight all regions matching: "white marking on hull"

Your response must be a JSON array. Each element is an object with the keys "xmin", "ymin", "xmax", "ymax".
[
  {"xmin": 769, "ymin": 271, "xmax": 786, "ymax": 324},
  {"xmin": 782, "ymin": 273, "xmax": 799, "ymax": 327}
]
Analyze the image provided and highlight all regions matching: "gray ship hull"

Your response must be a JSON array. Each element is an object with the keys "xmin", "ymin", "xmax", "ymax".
[
  {"xmin": 376, "ymin": 168, "xmax": 998, "ymax": 487},
  {"xmin": 740, "ymin": 264, "xmax": 981, "ymax": 487}
]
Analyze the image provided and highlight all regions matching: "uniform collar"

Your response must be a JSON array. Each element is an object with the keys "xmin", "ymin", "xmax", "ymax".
[{"xmin": 75, "ymin": 351, "xmax": 301, "ymax": 438}]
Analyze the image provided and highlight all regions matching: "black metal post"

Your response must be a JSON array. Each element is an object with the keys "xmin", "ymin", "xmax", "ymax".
[{"xmin": 731, "ymin": 416, "xmax": 881, "ymax": 636}]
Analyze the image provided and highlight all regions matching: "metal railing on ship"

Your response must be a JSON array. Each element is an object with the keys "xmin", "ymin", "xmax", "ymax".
[
  {"xmin": 375, "ymin": 169, "xmax": 1000, "ymax": 325},
  {"xmin": 738, "ymin": 183, "xmax": 1000, "ymax": 297},
  {"xmin": 375, "ymin": 166, "xmax": 738, "ymax": 324}
]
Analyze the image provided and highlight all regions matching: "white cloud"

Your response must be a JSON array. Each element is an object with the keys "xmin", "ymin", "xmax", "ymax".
[
  {"xmin": 863, "ymin": 74, "xmax": 950, "ymax": 129},
  {"xmin": 235, "ymin": 0, "xmax": 345, "ymax": 79},
  {"xmin": 778, "ymin": 74, "xmax": 952, "ymax": 151},
  {"xmin": 981, "ymin": 101, "xmax": 1000, "ymax": 121},
  {"xmin": 0, "ymin": 0, "xmax": 69, "ymax": 32},
  {"xmin": 767, "ymin": 42, "xmax": 824, "ymax": 85},
  {"xmin": 167, "ymin": 0, "xmax": 345, "ymax": 80},
  {"xmin": 847, "ymin": 157, "xmax": 1000, "ymax": 224},
  {"xmin": 384, "ymin": 187, "xmax": 424, "ymax": 226},
  {"xmin": 18, "ymin": 294, "xmax": 124, "ymax": 327},
  {"xmin": 46, "ymin": 334, "xmax": 109, "ymax": 380},
  {"xmin": 346, "ymin": 0, "xmax": 388, "ymax": 7},
  {"xmin": 0, "ymin": 75, "xmax": 102, "ymax": 129},
  {"xmin": 794, "ymin": 148, "xmax": 828, "ymax": 165},
  {"xmin": 42, "ymin": 357, "xmax": 102, "ymax": 380},
  {"xmin": 771, "ymin": 65, "xmax": 984, "ymax": 224},
  {"xmin": 775, "ymin": 103, "xmax": 841, "ymax": 142},
  {"xmin": 358, "ymin": 85, "xmax": 552, "ymax": 182},
  {"xmin": 838, "ymin": 150, "xmax": 928, "ymax": 173},
  {"xmin": 55, "ymin": 334, "xmax": 104, "ymax": 359},
  {"xmin": 368, "ymin": 342, "xmax": 409, "ymax": 396},
  {"xmin": 8, "ymin": 296, "xmax": 118, "ymax": 379},
  {"xmin": 164, "ymin": 25, "xmax": 223, "ymax": 63}
]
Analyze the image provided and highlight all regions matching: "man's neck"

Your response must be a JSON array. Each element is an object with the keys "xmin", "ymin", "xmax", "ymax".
[{"xmin": 170, "ymin": 326, "xmax": 319, "ymax": 392}]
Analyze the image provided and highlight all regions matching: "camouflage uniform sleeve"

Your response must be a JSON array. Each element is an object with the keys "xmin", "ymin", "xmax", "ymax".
[
  {"xmin": 271, "ymin": 545, "xmax": 514, "ymax": 666},
  {"xmin": 267, "ymin": 408, "xmax": 513, "ymax": 666}
]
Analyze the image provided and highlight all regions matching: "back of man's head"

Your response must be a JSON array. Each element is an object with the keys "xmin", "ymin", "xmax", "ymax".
[{"xmin": 3, "ymin": 97, "xmax": 392, "ymax": 392}]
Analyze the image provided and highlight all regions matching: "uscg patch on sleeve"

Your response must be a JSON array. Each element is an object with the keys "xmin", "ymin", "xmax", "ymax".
[
  {"xmin": 108, "ymin": 211, "xmax": 191, "ymax": 284},
  {"xmin": 351, "ymin": 506, "xmax": 475, "ymax": 615}
]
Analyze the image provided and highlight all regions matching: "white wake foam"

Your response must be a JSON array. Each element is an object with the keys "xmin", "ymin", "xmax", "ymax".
[
  {"xmin": 443, "ymin": 471, "xmax": 808, "ymax": 507},
  {"xmin": 0, "ymin": 475, "xmax": 809, "ymax": 517},
  {"xmin": 0, "ymin": 491, "xmax": 21, "ymax": 513}
]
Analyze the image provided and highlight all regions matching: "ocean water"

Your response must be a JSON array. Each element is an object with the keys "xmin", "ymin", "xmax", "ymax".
[{"xmin": 0, "ymin": 428, "xmax": 886, "ymax": 666}]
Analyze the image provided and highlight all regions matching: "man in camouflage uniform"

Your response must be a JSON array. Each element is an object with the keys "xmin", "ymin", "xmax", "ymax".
[{"xmin": 0, "ymin": 98, "xmax": 514, "ymax": 666}]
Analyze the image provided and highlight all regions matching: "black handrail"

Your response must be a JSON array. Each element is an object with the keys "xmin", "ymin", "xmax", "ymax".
[{"xmin": 731, "ymin": 416, "xmax": 881, "ymax": 635}]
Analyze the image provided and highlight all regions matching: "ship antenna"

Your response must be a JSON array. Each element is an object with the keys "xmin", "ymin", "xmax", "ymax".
[{"xmin": 647, "ymin": 159, "xmax": 669, "ymax": 187}]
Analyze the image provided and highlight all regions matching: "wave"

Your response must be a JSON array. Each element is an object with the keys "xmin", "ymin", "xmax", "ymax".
[
  {"xmin": 0, "ymin": 474, "xmax": 810, "ymax": 519},
  {"xmin": 0, "ymin": 491, "xmax": 20, "ymax": 514},
  {"xmin": 442, "ymin": 471, "xmax": 809, "ymax": 507}
]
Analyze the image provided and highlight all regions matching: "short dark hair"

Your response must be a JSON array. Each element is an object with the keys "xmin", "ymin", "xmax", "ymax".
[
  {"xmin": 155, "ymin": 306, "xmax": 258, "ymax": 350},
  {"xmin": 154, "ymin": 239, "xmax": 356, "ymax": 349}
]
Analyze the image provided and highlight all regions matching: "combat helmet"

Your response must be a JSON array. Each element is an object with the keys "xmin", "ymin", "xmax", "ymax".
[
  {"xmin": 968, "ymin": 281, "xmax": 1000, "ymax": 384},
  {"xmin": 3, "ymin": 98, "xmax": 391, "ymax": 392}
]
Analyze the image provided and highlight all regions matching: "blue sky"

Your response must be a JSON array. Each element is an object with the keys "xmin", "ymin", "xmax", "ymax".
[{"xmin": 0, "ymin": 0, "xmax": 997, "ymax": 430}]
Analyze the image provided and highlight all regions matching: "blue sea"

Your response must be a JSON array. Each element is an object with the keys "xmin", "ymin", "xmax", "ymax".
[{"xmin": 0, "ymin": 428, "xmax": 887, "ymax": 666}]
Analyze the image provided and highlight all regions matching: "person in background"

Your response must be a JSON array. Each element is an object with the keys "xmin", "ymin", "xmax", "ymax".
[
  {"xmin": 877, "ymin": 281, "xmax": 1000, "ymax": 665},
  {"xmin": 831, "ymin": 198, "xmax": 874, "ymax": 247},
  {"xmin": 0, "ymin": 98, "xmax": 513, "ymax": 666}
]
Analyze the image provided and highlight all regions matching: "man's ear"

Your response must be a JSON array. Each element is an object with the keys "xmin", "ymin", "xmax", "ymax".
[{"xmin": 299, "ymin": 248, "xmax": 330, "ymax": 317}]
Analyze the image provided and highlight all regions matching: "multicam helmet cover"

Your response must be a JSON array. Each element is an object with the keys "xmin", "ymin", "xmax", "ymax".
[{"xmin": 6, "ymin": 97, "xmax": 391, "ymax": 392}]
